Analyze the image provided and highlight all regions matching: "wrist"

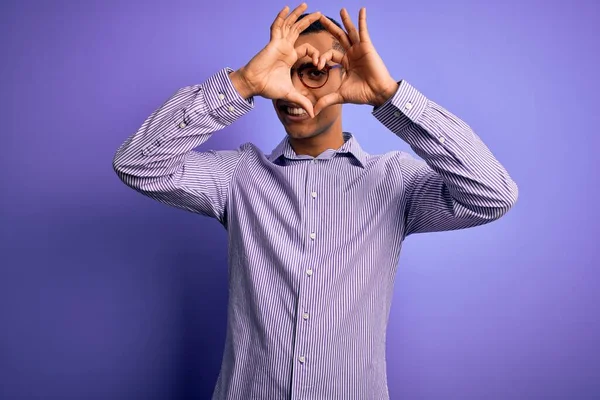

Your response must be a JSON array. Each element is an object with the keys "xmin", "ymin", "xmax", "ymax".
[
  {"xmin": 229, "ymin": 67, "xmax": 255, "ymax": 100},
  {"xmin": 371, "ymin": 79, "xmax": 399, "ymax": 108}
]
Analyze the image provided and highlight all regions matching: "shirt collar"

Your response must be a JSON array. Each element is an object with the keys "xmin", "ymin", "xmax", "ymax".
[{"xmin": 267, "ymin": 131, "xmax": 368, "ymax": 168}]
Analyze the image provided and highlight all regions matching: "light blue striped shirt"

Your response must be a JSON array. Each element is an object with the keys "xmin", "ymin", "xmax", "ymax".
[{"xmin": 113, "ymin": 68, "xmax": 518, "ymax": 400}]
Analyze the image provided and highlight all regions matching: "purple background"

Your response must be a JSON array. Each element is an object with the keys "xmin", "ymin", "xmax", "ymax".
[{"xmin": 1, "ymin": 0, "xmax": 598, "ymax": 399}]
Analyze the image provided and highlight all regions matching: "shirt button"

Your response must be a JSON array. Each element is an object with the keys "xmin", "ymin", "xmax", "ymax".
[
  {"xmin": 302, "ymin": 313, "xmax": 309, "ymax": 320},
  {"xmin": 405, "ymin": 102, "xmax": 413, "ymax": 110},
  {"xmin": 309, "ymin": 232, "xmax": 316, "ymax": 240},
  {"xmin": 299, "ymin": 355, "xmax": 305, "ymax": 364},
  {"xmin": 438, "ymin": 136, "xmax": 446, "ymax": 144},
  {"xmin": 393, "ymin": 111, "xmax": 401, "ymax": 118},
  {"xmin": 218, "ymin": 93, "xmax": 225, "ymax": 100},
  {"xmin": 179, "ymin": 121, "xmax": 187, "ymax": 128},
  {"xmin": 228, "ymin": 105, "xmax": 235, "ymax": 112},
  {"xmin": 311, "ymin": 191, "xmax": 317, "ymax": 198},
  {"xmin": 306, "ymin": 269, "xmax": 313, "ymax": 276}
]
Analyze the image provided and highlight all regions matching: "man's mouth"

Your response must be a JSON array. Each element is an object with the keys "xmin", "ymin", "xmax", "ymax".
[
  {"xmin": 283, "ymin": 106, "xmax": 307, "ymax": 116},
  {"xmin": 277, "ymin": 100, "xmax": 311, "ymax": 121}
]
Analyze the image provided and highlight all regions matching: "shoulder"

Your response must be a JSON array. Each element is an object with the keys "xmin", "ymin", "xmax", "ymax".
[{"xmin": 368, "ymin": 149, "xmax": 422, "ymax": 171}]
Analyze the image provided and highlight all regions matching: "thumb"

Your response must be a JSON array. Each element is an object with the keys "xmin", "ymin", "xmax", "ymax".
[
  {"xmin": 285, "ymin": 90, "xmax": 315, "ymax": 118},
  {"xmin": 314, "ymin": 92, "xmax": 344, "ymax": 116}
]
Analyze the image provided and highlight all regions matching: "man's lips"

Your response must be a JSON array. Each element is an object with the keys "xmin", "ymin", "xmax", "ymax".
[
  {"xmin": 276, "ymin": 100, "xmax": 307, "ymax": 110},
  {"xmin": 276, "ymin": 100, "xmax": 312, "ymax": 121}
]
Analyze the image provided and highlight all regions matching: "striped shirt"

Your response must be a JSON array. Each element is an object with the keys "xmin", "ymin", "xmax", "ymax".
[{"xmin": 113, "ymin": 68, "xmax": 518, "ymax": 400}]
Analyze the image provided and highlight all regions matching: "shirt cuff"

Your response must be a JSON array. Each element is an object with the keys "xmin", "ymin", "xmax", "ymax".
[
  {"xmin": 192, "ymin": 67, "xmax": 255, "ymax": 125},
  {"xmin": 372, "ymin": 80, "xmax": 428, "ymax": 132}
]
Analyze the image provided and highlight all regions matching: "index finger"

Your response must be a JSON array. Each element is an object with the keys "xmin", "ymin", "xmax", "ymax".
[
  {"xmin": 284, "ymin": 3, "xmax": 309, "ymax": 28},
  {"xmin": 318, "ymin": 15, "xmax": 352, "ymax": 50},
  {"xmin": 270, "ymin": 6, "xmax": 290, "ymax": 38},
  {"xmin": 340, "ymin": 8, "xmax": 360, "ymax": 45},
  {"xmin": 289, "ymin": 11, "xmax": 322, "ymax": 40}
]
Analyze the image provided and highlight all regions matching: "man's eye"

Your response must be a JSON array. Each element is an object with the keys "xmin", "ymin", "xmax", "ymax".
[{"xmin": 307, "ymin": 69, "xmax": 325, "ymax": 77}]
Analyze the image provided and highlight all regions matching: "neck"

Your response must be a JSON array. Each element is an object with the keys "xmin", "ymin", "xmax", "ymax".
[{"xmin": 288, "ymin": 122, "xmax": 345, "ymax": 158}]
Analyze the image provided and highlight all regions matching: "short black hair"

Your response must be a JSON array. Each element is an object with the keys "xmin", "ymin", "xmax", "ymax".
[{"xmin": 296, "ymin": 13, "xmax": 344, "ymax": 35}]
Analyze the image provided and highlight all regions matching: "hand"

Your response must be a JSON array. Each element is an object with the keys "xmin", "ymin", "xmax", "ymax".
[
  {"xmin": 313, "ymin": 7, "xmax": 399, "ymax": 115},
  {"xmin": 230, "ymin": 3, "xmax": 322, "ymax": 118}
]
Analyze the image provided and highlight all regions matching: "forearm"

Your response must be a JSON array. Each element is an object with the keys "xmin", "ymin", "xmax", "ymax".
[
  {"xmin": 112, "ymin": 68, "xmax": 254, "ymax": 183},
  {"xmin": 373, "ymin": 80, "xmax": 518, "ymax": 217}
]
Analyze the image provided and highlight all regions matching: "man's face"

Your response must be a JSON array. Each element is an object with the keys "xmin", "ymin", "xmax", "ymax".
[{"xmin": 272, "ymin": 31, "xmax": 344, "ymax": 140}]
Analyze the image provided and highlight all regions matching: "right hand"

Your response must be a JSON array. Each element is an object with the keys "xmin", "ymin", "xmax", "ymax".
[{"xmin": 230, "ymin": 3, "xmax": 322, "ymax": 118}]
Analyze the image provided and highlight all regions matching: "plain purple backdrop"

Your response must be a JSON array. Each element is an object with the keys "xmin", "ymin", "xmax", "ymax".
[{"xmin": 1, "ymin": 0, "xmax": 598, "ymax": 399}]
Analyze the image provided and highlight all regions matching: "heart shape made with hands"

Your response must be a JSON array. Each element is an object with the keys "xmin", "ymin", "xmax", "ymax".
[{"xmin": 234, "ymin": 5, "xmax": 398, "ymax": 118}]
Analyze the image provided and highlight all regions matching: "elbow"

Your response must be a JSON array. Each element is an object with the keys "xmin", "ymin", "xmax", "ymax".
[
  {"xmin": 492, "ymin": 179, "xmax": 519, "ymax": 219},
  {"xmin": 112, "ymin": 152, "xmax": 126, "ymax": 180},
  {"xmin": 111, "ymin": 149, "xmax": 136, "ymax": 185},
  {"xmin": 503, "ymin": 178, "xmax": 519, "ymax": 210}
]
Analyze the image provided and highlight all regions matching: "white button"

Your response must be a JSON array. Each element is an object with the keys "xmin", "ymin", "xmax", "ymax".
[
  {"xmin": 393, "ymin": 111, "xmax": 401, "ymax": 118},
  {"xmin": 438, "ymin": 136, "xmax": 445, "ymax": 144},
  {"xmin": 311, "ymin": 191, "xmax": 317, "ymax": 198},
  {"xmin": 179, "ymin": 121, "xmax": 187, "ymax": 128},
  {"xmin": 299, "ymin": 355, "xmax": 305, "ymax": 363},
  {"xmin": 228, "ymin": 105, "xmax": 235, "ymax": 112},
  {"xmin": 302, "ymin": 313, "xmax": 309, "ymax": 320},
  {"xmin": 405, "ymin": 102, "xmax": 413, "ymax": 110},
  {"xmin": 309, "ymin": 232, "xmax": 316, "ymax": 240},
  {"xmin": 218, "ymin": 93, "xmax": 225, "ymax": 100},
  {"xmin": 306, "ymin": 269, "xmax": 313, "ymax": 276}
]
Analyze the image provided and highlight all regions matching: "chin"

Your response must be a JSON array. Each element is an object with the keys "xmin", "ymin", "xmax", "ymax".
[{"xmin": 284, "ymin": 125, "xmax": 319, "ymax": 139}]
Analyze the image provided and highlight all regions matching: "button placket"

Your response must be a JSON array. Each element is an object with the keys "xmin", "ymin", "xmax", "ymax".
[{"xmin": 297, "ymin": 156, "xmax": 319, "ymax": 375}]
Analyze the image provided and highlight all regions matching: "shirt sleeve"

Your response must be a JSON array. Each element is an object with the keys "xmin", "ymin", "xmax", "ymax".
[
  {"xmin": 372, "ymin": 80, "xmax": 519, "ymax": 239},
  {"xmin": 112, "ymin": 67, "xmax": 254, "ymax": 225}
]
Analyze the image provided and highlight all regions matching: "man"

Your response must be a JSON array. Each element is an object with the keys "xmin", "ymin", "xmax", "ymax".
[{"xmin": 113, "ymin": 4, "xmax": 518, "ymax": 400}]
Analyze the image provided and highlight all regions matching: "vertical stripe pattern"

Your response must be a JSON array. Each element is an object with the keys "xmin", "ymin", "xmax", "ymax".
[{"xmin": 112, "ymin": 68, "xmax": 518, "ymax": 400}]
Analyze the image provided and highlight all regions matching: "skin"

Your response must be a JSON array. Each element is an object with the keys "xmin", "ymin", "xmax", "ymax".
[{"xmin": 230, "ymin": 4, "xmax": 398, "ymax": 158}]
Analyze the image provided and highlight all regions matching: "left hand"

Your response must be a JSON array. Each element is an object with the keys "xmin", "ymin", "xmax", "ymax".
[{"xmin": 313, "ymin": 7, "xmax": 399, "ymax": 116}]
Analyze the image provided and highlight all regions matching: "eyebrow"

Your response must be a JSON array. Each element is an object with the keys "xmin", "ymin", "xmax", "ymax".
[{"xmin": 292, "ymin": 61, "xmax": 317, "ymax": 71}]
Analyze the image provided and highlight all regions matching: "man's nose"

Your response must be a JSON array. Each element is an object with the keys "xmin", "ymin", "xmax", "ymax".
[
  {"xmin": 293, "ymin": 79, "xmax": 310, "ymax": 97},
  {"xmin": 290, "ymin": 74, "xmax": 308, "ymax": 95}
]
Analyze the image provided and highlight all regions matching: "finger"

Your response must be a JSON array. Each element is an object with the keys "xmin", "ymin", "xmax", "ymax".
[
  {"xmin": 295, "ymin": 43, "xmax": 321, "ymax": 66},
  {"xmin": 358, "ymin": 7, "xmax": 371, "ymax": 43},
  {"xmin": 317, "ymin": 49, "xmax": 345, "ymax": 70},
  {"xmin": 286, "ymin": 90, "xmax": 315, "ymax": 118},
  {"xmin": 340, "ymin": 8, "xmax": 360, "ymax": 44},
  {"xmin": 270, "ymin": 6, "xmax": 290, "ymax": 38},
  {"xmin": 314, "ymin": 92, "xmax": 344, "ymax": 116},
  {"xmin": 284, "ymin": 3, "xmax": 309, "ymax": 28},
  {"xmin": 319, "ymin": 15, "xmax": 352, "ymax": 50},
  {"xmin": 289, "ymin": 11, "xmax": 322, "ymax": 41}
]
